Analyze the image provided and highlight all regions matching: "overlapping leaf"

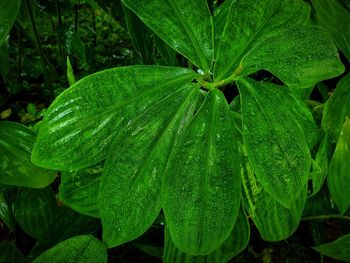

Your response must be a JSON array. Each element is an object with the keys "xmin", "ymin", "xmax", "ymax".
[
  {"xmin": 238, "ymin": 78, "xmax": 310, "ymax": 208},
  {"xmin": 32, "ymin": 66, "xmax": 196, "ymax": 170},
  {"xmin": 0, "ymin": 121, "xmax": 56, "ymax": 188},
  {"xmin": 313, "ymin": 234, "xmax": 350, "ymax": 262},
  {"xmin": 122, "ymin": 0, "xmax": 213, "ymax": 72},
  {"xmin": 100, "ymin": 84, "xmax": 199, "ymax": 248},
  {"xmin": 0, "ymin": 192, "xmax": 15, "ymax": 231},
  {"xmin": 0, "ymin": 0, "xmax": 22, "ymax": 47},
  {"xmin": 162, "ymin": 90, "xmax": 241, "ymax": 255}
]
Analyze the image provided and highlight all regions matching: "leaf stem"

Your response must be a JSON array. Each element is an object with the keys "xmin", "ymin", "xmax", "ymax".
[{"xmin": 301, "ymin": 214, "xmax": 350, "ymax": 221}]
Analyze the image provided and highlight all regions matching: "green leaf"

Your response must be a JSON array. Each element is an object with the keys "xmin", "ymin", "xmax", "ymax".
[
  {"xmin": 66, "ymin": 56, "xmax": 76, "ymax": 86},
  {"xmin": 155, "ymin": 35, "xmax": 177, "ymax": 66},
  {"xmin": 14, "ymin": 187, "xmax": 57, "ymax": 239},
  {"xmin": 241, "ymin": 145, "xmax": 307, "ymax": 241},
  {"xmin": 122, "ymin": 0, "xmax": 214, "ymax": 72},
  {"xmin": 162, "ymin": 89, "xmax": 241, "ymax": 255},
  {"xmin": 32, "ymin": 235, "xmax": 107, "ymax": 263},
  {"xmin": 0, "ymin": 121, "xmax": 56, "ymax": 188},
  {"xmin": 0, "ymin": 241, "xmax": 26, "ymax": 263},
  {"xmin": 237, "ymin": 78, "xmax": 311, "ymax": 208},
  {"xmin": 240, "ymin": 26, "xmax": 344, "ymax": 89},
  {"xmin": 0, "ymin": 43, "xmax": 9, "ymax": 77},
  {"xmin": 163, "ymin": 205, "xmax": 250, "ymax": 263},
  {"xmin": 0, "ymin": 0, "xmax": 22, "ymax": 47},
  {"xmin": 214, "ymin": 0, "xmax": 310, "ymax": 80},
  {"xmin": 100, "ymin": 84, "xmax": 199, "ymax": 248},
  {"xmin": 312, "ymin": 0, "xmax": 350, "ymax": 61},
  {"xmin": 313, "ymin": 234, "xmax": 350, "ymax": 262},
  {"xmin": 32, "ymin": 66, "xmax": 196, "ymax": 170},
  {"xmin": 59, "ymin": 165, "xmax": 102, "ymax": 218},
  {"xmin": 327, "ymin": 118, "xmax": 350, "ymax": 214},
  {"xmin": 65, "ymin": 30, "xmax": 86, "ymax": 62},
  {"xmin": 0, "ymin": 191, "xmax": 15, "ymax": 231},
  {"xmin": 322, "ymin": 73, "xmax": 350, "ymax": 143}
]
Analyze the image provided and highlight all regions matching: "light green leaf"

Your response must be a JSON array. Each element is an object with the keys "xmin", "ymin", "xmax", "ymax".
[
  {"xmin": 59, "ymin": 165, "xmax": 102, "ymax": 218},
  {"xmin": 32, "ymin": 66, "xmax": 196, "ymax": 170},
  {"xmin": 32, "ymin": 235, "xmax": 107, "ymax": 263},
  {"xmin": 322, "ymin": 73, "xmax": 350, "ymax": 143},
  {"xmin": 163, "ymin": 205, "xmax": 250, "ymax": 263},
  {"xmin": 327, "ymin": 118, "xmax": 350, "ymax": 214},
  {"xmin": 0, "ymin": 0, "xmax": 22, "ymax": 47},
  {"xmin": 313, "ymin": 233, "xmax": 350, "ymax": 262},
  {"xmin": 66, "ymin": 56, "xmax": 76, "ymax": 86},
  {"xmin": 122, "ymin": 0, "xmax": 213, "ymax": 72},
  {"xmin": 241, "ymin": 145, "xmax": 307, "ymax": 241},
  {"xmin": 162, "ymin": 89, "xmax": 241, "ymax": 255},
  {"xmin": 312, "ymin": 0, "xmax": 350, "ymax": 61},
  {"xmin": 0, "ymin": 191, "xmax": 15, "ymax": 231},
  {"xmin": 214, "ymin": 0, "xmax": 310, "ymax": 80},
  {"xmin": 238, "ymin": 78, "xmax": 311, "ymax": 208},
  {"xmin": 0, "ymin": 121, "xmax": 56, "ymax": 188},
  {"xmin": 100, "ymin": 84, "xmax": 199, "ymax": 248},
  {"xmin": 14, "ymin": 187, "xmax": 57, "ymax": 239},
  {"xmin": 240, "ymin": 26, "xmax": 344, "ymax": 89}
]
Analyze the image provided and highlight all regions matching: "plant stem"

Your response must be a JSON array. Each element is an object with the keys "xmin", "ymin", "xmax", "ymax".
[
  {"xmin": 56, "ymin": 0, "xmax": 63, "ymax": 29},
  {"xmin": 302, "ymin": 214, "xmax": 350, "ymax": 221}
]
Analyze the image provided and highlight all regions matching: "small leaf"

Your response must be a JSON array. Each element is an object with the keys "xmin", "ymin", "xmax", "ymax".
[
  {"xmin": 327, "ymin": 118, "xmax": 350, "ymax": 214},
  {"xmin": 14, "ymin": 187, "xmax": 57, "ymax": 239},
  {"xmin": 100, "ymin": 84, "xmax": 199, "ymax": 248},
  {"xmin": 66, "ymin": 56, "xmax": 76, "ymax": 86},
  {"xmin": 32, "ymin": 235, "xmax": 107, "ymax": 263},
  {"xmin": 313, "ymin": 234, "xmax": 350, "ymax": 262},
  {"xmin": 162, "ymin": 89, "xmax": 241, "ymax": 255},
  {"xmin": 32, "ymin": 66, "xmax": 196, "ymax": 170},
  {"xmin": 122, "ymin": 0, "xmax": 214, "ymax": 72},
  {"xmin": 0, "ymin": 0, "xmax": 22, "ymax": 47},
  {"xmin": 238, "ymin": 78, "xmax": 310, "ymax": 208},
  {"xmin": 0, "ymin": 121, "xmax": 56, "ymax": 188}
]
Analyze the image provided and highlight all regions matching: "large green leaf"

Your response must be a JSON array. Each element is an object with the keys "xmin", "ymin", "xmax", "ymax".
[
  {"xmin": 100, "ymin": 84, "xmax": 199, "ymax": 248},
  {"xmin": 240, "ymin": 26, "xmax": 344, "ymax": 89},
  {"xmin": 0, "ymin": 191, "xmax": 15, "ymax": 231},
  {"xmin": 322, "ymin": 73, "xmax": 350, "ymax": 143},
  {"xmin": 313, "ymin": 234, "xmax": 350, "ymax": 262},
  {"xmin": 0, "ymin": 0, "xmax": 22, "ymax": 47},
  {"xmin": 237, "ymin": 78, "xmax": 310, "ymax": 208},
  {"xmin": 59, "ymin": 165, "xmax": 102, "ymax": 218},
  {"xmin": 163, "ymin": 205, "xmax": 250, "ymax": 263},
  {"xmin": 312, "ymin": 0, "xmax": 350, "ymax": 61},
  {"xmin": 214, "ymin": 0, "xmax": 310, "ymax": 80},
  {"xmin": 162, "ymin": 89, "xmax": 241, "ymax": 255},
  {"xmin": 0, "ymin": 121, "xmax": 56, "ymax": 188},
  {"xmin": 32, "ymin": 235, "xmax": 107, "ymax": 263},
  {"xmin": 327, "ymin": 118, "xmax": 350, "ymax": 214},
  {"xmin": 122, "ymin": 0, "xmax": 213, "ymax": 72},
  {"xmin": 241, "ymin": 144, "xmax": 307, "ymax": 241},
  {"xmin": 32, "ymin": 66, "xmax": 196, "ymax": 170},
  {"xmin": 13, "ymin": 187, "xmax": 57, "ymax": 239}
]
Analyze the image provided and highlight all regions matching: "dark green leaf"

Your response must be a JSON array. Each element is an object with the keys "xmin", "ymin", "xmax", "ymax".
[
  {"xmin": 163, "ymin": 205, "xmax": 250, "ymax": 263},
  {"xmin": 32, "ymin": 66, "xmax": 196, "ymax": 170},
  {"xmin": 0, "ymin": 241, "xmax": 26, "ymax": 263},
  {"xmin": 122, "ymin": 0, "xmax": 214, "ymax": 72},
  {"xmin": 214, "ymin": 0, "xmax": 310, "ymax": 80},
  {"xmin": 0, "ymin": 121, "xmax": 56, "ymax": 188},
  {"xmin": 14, "ymin": 187, "xmax": 57, "ymax": 239},
  {"xmin": 238, "ymin": 78, "xmax": 310, "ymax": 208},
  {"xmin": 32, "ymin": 235, "xmax": 107, "ymax": 263},
  {"xmin": 240, "ymin": 26, "xmax": 344, "ymax": 89},
  {"xmin": 100, "ymin": 84, "xmax": 199, "ymax": 248},
  {"xmin": 0, "ymin": 43, "xmax": 9, "ymax": 77},
  {"xmin": 0, "ymin": 191, "xmax": 15, "ymax": 231},
  {"xmin": 327, "ymin": 118, "xmax": 350, "ymax": 214},
  {"xmin": 162, "ymin": 89, "xmax": 241, "ymax": 255},
  {"xmin": 313, "ymin": 234, "xmax": 350, "ymax": 262},
  {"xmin": 0, "ymin": 0, "xmax": 22, "ymax": 47}
]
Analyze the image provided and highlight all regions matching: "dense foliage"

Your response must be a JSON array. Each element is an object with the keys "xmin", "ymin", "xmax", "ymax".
[{"xmin": 1, "ymin": 0, "xmax": 350, "ymax": 262}]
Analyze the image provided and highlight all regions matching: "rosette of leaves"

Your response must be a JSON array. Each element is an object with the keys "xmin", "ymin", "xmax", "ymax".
[{"xmin": 31, "ymin": 0, "xmax": 344, "ymax": 257}]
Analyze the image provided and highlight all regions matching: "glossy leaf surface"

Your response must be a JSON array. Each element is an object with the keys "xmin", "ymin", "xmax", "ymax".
[
  {"xmin": 32, "ymin": 235, "xmax": 107, "ymax": 263},
  {"xmin": 327, "ymin": 118, "xmax": 350, "ymax": 214},
  {"xmin": 59, "ymin": 165, "xmax": 102, "ymax": 218},
  {"xmin": 240, "ymin": 26, "xmax": 344, "ymax": 89},
  {"xmin": 100, "ymin": 84, "xmax": 199, "ymax": 248},
  {"xmin": 0, "ymin": 0, "xmax": 22, "ymax": 47},
  {"xmin": 32, "ymin": 66, "xmax": 196, "ymax": 170},
  {"xmin": 163, "ymin": 206, "xmax": 250, "ymax": 263},
  {"xmin": 214, "ymin": 0, "xmax": 309, "ymax": 80},
  {"xmin": 313, "ymin": 234, "xmax": 350, "ymax": 262},
  {"xmin": 122, "ymin": 0, "xmax": 213, "ymax": 72},
  {"xmin": 0, "ymin": 191, "xmax": 15, "ymax": 231},
  {"xmin": 238, "ymin": 78, "xmax": 310, "ymax": 208},
  {"xmin": 14, "ymin": 187, "xmax": 57, "ymax": 239},
  {"xmin": 322, "ymin": 73, "xmax": 350, "ymax": 143},
  {"xmin": 0, "ymin": 121, "xmax": 56, "ymax": 188},
  {"xmin": 162, "ymin": 89, "xmax": 241, "ymax": 255}
]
